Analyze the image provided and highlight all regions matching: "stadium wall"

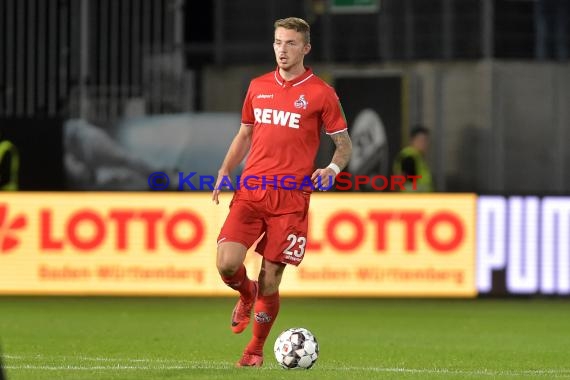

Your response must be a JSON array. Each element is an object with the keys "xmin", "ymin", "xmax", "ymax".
[{"xmin": 203, "ymin": 62, "xmax": 570, "ymax": 194}]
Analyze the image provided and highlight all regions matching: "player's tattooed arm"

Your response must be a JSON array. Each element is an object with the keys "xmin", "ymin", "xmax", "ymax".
[
  {"xmin": 329, "ymin": 130, "xmax": 352, "ymax": 171},
  {"xmin": 311, "ymin": 130, "xmax": 352, "ymax": 190}
]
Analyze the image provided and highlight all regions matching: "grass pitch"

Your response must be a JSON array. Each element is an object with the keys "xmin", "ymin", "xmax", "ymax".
[{"xmin": 1, "ymin": 297, "xmax": 569, "ymax": 379}]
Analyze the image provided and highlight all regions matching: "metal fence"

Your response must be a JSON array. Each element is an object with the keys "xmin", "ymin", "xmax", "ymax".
[
  {"xmin": 1, "ymin": 0, "xmax": 569, "ymax": 122},
  {"xmin": 185, "ymin": 0, "xmax": 569, "ymax": 65},
  {"xmin": 0, "ymin": 0, "xmax": 187, "ymax": 124}
]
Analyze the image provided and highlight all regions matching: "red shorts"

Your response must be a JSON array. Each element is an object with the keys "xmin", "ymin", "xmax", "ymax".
[{"xmin": 217, "ymin": 188, "xmax": 310, "ymax": 266}]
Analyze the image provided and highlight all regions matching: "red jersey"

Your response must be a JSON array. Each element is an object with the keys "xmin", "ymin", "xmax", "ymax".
[{"xmin": 240, "ymin": 67, "xmax": 347, "ymax": 189}]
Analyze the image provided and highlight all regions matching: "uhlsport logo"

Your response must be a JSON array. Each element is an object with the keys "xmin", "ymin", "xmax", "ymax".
[{"xmin": 0, "ymin": 204, "xmax": 27, "ymax": 253}]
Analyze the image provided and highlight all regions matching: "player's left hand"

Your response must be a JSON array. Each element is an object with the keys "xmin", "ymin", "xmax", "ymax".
[{"xmin": 311, "ymin": 167, "xmax": 336, "ymax": 191}]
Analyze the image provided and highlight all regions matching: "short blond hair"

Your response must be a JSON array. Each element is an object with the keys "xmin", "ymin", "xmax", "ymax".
[{"xmin": 274, "ymin": 17, "xmax": 310, "ymax": 44}]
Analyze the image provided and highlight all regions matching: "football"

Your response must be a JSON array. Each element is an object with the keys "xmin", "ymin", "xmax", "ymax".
[{"xmin": 273, "ymin": 327, "xmax": 319, "ymax": 369}]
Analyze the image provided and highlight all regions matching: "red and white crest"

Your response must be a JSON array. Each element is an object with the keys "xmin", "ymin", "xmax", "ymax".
[{"xmin": 294, "ymin": 95, "xmax": 308, "ymax": 109}]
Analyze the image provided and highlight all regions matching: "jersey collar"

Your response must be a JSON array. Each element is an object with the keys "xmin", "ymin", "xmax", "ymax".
[{"xmin": 274, "ymin": 67, "xmax": 314, "ymax": 88}]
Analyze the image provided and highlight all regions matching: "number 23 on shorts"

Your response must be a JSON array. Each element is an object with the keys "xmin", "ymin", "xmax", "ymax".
[{"xmin": 283, "ymin": 233, "xmax": 307, "ymax": 259}]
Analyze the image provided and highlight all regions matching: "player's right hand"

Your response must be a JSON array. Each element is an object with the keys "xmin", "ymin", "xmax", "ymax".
[
  {"xmin": 212, "ymin": 188, "xmax": 221, "ymax": 205},
  {"xmin": 212, "ymin": 172, "xmax": 230, "ymax": 205}
]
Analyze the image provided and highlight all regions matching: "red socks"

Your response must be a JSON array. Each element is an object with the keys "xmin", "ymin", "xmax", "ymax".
[
  {"xmin": 245, "ymin": 291, "xmax": 280, "ymax": 356},
  {"xmin": 221, "ymin": 265, "xmax": 255, "ymax": 299},
  {"xmin": 222, "ymin": 266, "xmax": 280, "ymax": 356}
]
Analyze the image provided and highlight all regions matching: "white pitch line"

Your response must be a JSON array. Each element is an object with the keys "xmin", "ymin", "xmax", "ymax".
[
  {"xmin": 5, "ymin": 364, "xmax": 570, "ymax": 377},
  {"xmin": 4, "ymin": 355, "xmax": 570, "ymax": 378},
  {"xmin": 5, "ymin": 355, "xmax": 189, "ymax": 363},
  {"xmin": 5, "ymin": 364, "xmax": 222, "ymax": 371},
  {"xmin": 345, "ymin": 366, "xmax": 570, "ymax": 377}
]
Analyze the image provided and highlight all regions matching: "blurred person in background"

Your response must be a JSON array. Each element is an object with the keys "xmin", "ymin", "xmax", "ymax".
[
  {"xmin": 0, "ymin": 133, "xmax": 19, "ymax": 191},
  {"xmin": 212, "ymin": 17, "xmax": 352, "ymax": 367},
  {"xmin": 393, "ymin": 125, "xmax": 434, "ymax": 192}
]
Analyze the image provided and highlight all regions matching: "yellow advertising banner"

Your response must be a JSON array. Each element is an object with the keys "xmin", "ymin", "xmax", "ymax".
[
  {"xmin": 291, "ymin": 193, "xmax": 477, "ymax": 297},
  {"xmin": 0, "ymin": 193, "xmax": 476, "ymax": 297}
]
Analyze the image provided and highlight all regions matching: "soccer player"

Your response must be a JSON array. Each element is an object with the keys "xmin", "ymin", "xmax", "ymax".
[{"xmin": 212, "ymin": 17, "xmax": 352, "ymax": 367}]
